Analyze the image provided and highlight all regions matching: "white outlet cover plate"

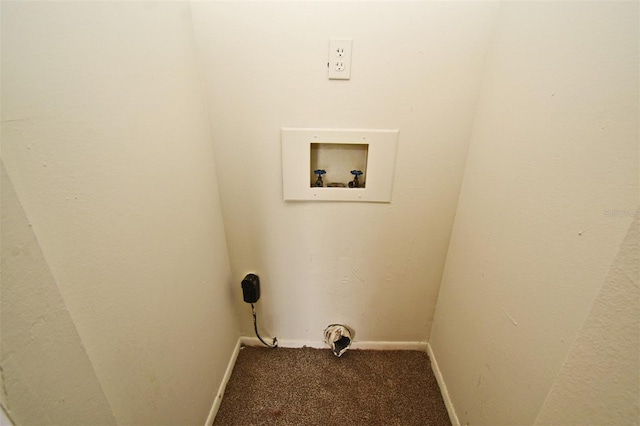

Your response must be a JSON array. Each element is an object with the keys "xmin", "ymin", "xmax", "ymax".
[
  {"xmin": 328, "ymin": 39, "xmax": 352, "ymax": 80},
  {"xmin": 281, "ymin": 127, "xmax": 399, "ymax": 202}
]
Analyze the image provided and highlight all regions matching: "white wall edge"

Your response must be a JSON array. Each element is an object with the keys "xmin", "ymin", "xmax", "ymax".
[
  {"xmin": 204, "ymin": 338, "xmax": 241, "ymax": 426},
  {"xmin": 240, "ymin": 336, "xmax": 428, "ymax": 351},
  {"xmin": 427, "ymin": 342, "xmax": 460, "ymax": 426}
]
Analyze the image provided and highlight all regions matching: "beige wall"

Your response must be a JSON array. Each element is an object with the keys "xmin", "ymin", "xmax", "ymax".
[
  {"xmin": 429, "ymin": 2, "xmax": 639, "ymax": 425},
  {"xmin": 1, "ymin": 165, "xmax": 117, "ymax": 425},
  {"xmin": 1, "ymin": 2, "xmax": 239, "ymax": 425},
  {"xmin": 190, "ymin": 1, "xmax": 500, "ymax": 344},
  {"xmin": 535, "ymin": 217, "xmax": 639, "ymax": 425},
  {"xmin": 2, "ymin": 2, "xmax": 637, "ymax": 425}
]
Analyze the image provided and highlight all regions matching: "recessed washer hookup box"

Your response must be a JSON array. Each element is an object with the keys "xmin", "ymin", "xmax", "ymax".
[{"xmin": 281, "ymin": 127, "xmax": 399, "ymax": 203}]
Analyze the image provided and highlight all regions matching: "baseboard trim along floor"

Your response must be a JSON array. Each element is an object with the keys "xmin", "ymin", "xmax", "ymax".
[
  {"xmin": 427, "ymin": 342, "xmax": 460, "ymax": 426},
  {"xmin": 239, "ymin": 336, "xmax": 428, "ymax": 351},
  {"xmin": 205, "ymin": 339, "xmax": 241, "ymax": 426}
]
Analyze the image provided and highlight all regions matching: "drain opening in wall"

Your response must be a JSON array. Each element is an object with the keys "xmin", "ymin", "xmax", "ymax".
[{"xmin": 324, "ymin": 324, "xmax": 354, "ymax": 357}]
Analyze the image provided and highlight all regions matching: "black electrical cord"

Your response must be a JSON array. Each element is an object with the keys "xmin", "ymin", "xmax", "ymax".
[{"xmin": 251, "ymin": 303, "xmax": 278, "ymax": 348}]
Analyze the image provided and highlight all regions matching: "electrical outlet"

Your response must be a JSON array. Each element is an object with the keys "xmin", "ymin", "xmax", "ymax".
[{"xmin": 328, "ymin": 39, "xmax": 352, "ymax": 80}]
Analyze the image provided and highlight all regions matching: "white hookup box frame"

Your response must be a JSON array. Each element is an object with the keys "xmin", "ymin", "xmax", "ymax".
[{"xmin": 281, "ymin": 127, "xmax": 399, "ymax": 202}]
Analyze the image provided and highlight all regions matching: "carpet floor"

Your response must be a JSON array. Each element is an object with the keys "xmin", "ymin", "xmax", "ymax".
[{"xmin": 213, "ymin": 346, "xmax": 452, "ymax": 425}]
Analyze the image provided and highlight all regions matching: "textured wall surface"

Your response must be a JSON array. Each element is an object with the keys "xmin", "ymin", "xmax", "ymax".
[
  {"xmin": 1, "ymin": 2, "xmax": 239, "ymax": 424},
  {"xmin": 190, "ymin": 1, "xmax": 500, "ymax": 344},
  {"xmin": 1, "ymin": 165, "xmax": 117, "ymax": 425},
  {"xmin": 429, "ymin": 2, "xmax": 639, "ymax": 425},
  {"xmin": 535, "ymin": 217, "xmax": 639, "ymax": 425}
]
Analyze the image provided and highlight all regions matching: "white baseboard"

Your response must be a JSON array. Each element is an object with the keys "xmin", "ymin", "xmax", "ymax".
[
  {"xmin": 204, "ymin": 338, "xmax": 241, "ymax": 426},
  {"xmin": 426, "ymin": 342, "xmax": 460, "ymax": 426},
  {"xmin": 352, "ymin": 340, "xmax": 428, "ymax": 351},
  {"xmin": 240, "ymin": 336, "xmax": 324, "ymax": 349},
  {"xmin": 240, "ymin": 336, "xmax": 427, "ymax": 351}
]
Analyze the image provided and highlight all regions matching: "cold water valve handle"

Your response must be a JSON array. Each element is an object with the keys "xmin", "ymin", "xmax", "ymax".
[
  {"xmin": 348, "ymin": 170, "xmax": 363, "ymax": 188},
  {"xmin": 314, "ymin": 169, "xmax": 326, "ymax": 187}
]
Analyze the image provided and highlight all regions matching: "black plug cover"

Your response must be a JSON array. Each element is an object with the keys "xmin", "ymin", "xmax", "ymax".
[{"xmin": 241, "ymin": 273, "xmax": 260, "ymax": 303}]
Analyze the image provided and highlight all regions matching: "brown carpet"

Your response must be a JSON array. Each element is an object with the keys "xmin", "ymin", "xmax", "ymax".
[{"xmin": 213, "ymin": 346, "xmax": 451, "ymax": 426}]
